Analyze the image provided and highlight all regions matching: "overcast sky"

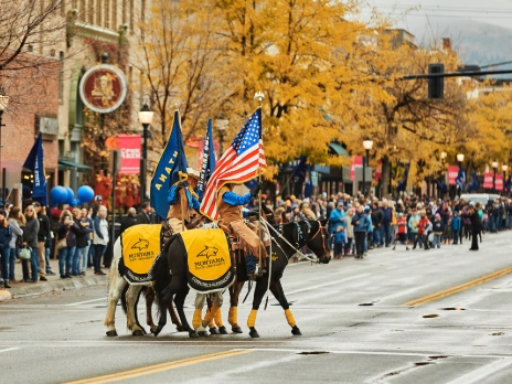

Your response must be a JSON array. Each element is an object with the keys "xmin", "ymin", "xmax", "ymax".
[{"xmin": 366, "ymin": 0, "xmax": 512, "ymax": 30}]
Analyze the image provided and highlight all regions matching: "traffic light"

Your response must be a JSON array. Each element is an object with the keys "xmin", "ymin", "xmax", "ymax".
[{"xmin": 428, "ymin": 64, "xmax": 444, "ymax": 100}]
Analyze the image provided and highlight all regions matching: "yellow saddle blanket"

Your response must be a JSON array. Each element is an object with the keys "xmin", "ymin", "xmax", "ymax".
[
  {"xmin": 121, "ymin": 224, "xmax": 161, "ymax": 276},
  {"xmin": 180, "ymin": 228, "xmax": 234, "ymax": 292}
]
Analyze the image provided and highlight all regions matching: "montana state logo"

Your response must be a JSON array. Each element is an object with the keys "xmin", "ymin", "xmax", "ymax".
[
  {"xmin": 131, "ymin": 238, "xmax": 150, "ymax": 251},
  {"xmin": 197, "ymin": 246, "xmax": 219, "ymax": 260}
]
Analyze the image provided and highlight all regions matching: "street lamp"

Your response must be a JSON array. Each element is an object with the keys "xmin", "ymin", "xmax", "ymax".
[
  {"xmin": 362, "ymin": 138, "xmax": 373, "ymax": 196},
  {"xmin": 0, "ymin": 92, "xmax": 10, "ymax": 202},
  {"xmin": 214, "ymin": 114, "xmax": 229, "ymax": 156},
  {"xmin": 492, "ymin": 160, "xmax": 498, "ymax": 193},
  {"xmin": 440, "ymin": 151, "xmax": 447, "ymax": 164},
  {"xmin": 138, "ymin": 103, "xmax": 154, "ymax": 204}
]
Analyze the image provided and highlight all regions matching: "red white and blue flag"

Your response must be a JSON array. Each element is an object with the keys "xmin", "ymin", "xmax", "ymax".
[{"xmin": 200, "ymin": 109, "xmax": 266, "ymax": 221}]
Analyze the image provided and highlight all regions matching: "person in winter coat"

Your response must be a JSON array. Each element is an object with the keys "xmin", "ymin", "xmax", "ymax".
[
  {"xmin": 469, "ymin": 207, "xmax": 483, "ymax": 251},
  {"xmin": 56, "ymin": 210, "xmax": 81, "ymax": 279},
  {"xmin": 329, "ymin": 201, "xmax": 346, "ymax": 234},
  {"xmin": 413, "ymin": 210, "xmax": 430, "ymax": 250},
  {"xmin": 7, "ymin": 207, "xmax": 23, "ymax": 286},
  {"xmin": 381, "ymin": 201, "xmax": 392, "ymax": 247},
  {"xmin": 22, "ymin": 205, "xmax": 40, "ymax": 282},
  {"xmin": 80, "ymin": 208, "xmax": 94, "ymax": 274},
  {"xmin": 371, "ymin": 202, "xmax": 384, "ymax": 247},
  {"xmin": 0, "ymin": 210, "xmax": 12, "ymax": 288},
  {"xmin": 344, "ymin": 208, "xmax": 355, "ymax": 256},
  {"xmin": 432, "ymin": 213, "xmax": 445, "ymax": 248},
  {"xmin": 333, "ymin": 226, "xmax": 345, "ymax": 259},
  {"xmin": 72, "ymin": 208, "xmax": 87, "ymax": 276},
  {"xmin": 93, "ymin": 205, "xmax": 109, "ymax": 276},
  {"xmin": 393, "ymin": 212, "xmax": 409, "ymax": 250},
  {"xmin": 120, "ymin": 207, "xmax": 138, "ymax": 233},
  {"xmin": 352, "ymin": 206, "xmax": 371, "ymax": 258},
  {"xmin": 451, "ymin": 211, "xmax": 462, "ymax": 244},
  {"xmin": 33, "ymin": 202, "xmax": 51, "ymax": 282},
  {"xmin": 408, "ymin": 208, "xmax": 420, "ymax": 246}
]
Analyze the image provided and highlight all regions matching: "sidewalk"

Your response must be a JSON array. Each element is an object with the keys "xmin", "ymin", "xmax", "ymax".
[{"xmin": 0, "ymin": 258, "xmax": 108, "ymax": 301}]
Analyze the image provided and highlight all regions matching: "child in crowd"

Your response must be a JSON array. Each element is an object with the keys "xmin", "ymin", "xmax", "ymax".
[
  {"xmin": 451, "ymin": 211, "xmax": 461, "ymax": 244},
  {"xmin": 393, "ymin": 212, "xmax": 409, "ymax": 250},
  {"xmin": 414, "ymin": 210, "xmax": 431, "ymax": 250},
  {"xmin": 444, "ymin": 214, "xmax": 452, "ymax": 244},
  {"xmin": 433, "ymin": 213, "xmax": 445, "ymax": 248},
  {"xmin": 333, "ymin": 226, "xmax": 346, "ymax": 259}
]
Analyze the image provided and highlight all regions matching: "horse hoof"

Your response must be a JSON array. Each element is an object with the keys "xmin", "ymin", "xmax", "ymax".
[
  {"xmin": 189, "ymin": 331, "xmax": 199, "ymax": 339},
  {"xmin": 249, "ymin": 327, "xmax": 260, "ymax": 338},
  {"xmin": 210, "ymin": 327, "xmax": 220, "ymax": 335},
  {"xmin": 176, "ymin": 325, "xmax": 185, "ymax": 332},
  {"xmin": 291, "ymin": 326, "xmax": 302, "ymax": 336},
  {"xmin": 232, "ymin": 326, "xmax": 243, "ymax": 334},
  {"xmin": 198, "ymin": 331, "xmax": 208, "ymax": 337},
  {"xmin": 218, "ymin": 326, "xmax": 228, "ymax": 335},
  {"xmin": 132, "ymin": 329, "xmax": 144, "ymax": 336},
  {"xmin": 106, "ymin": 330, "xmax": 118, "ymax": 337},
  {"xmin": 151, "ymin": 326, "xmax": 163, "ymax": 337}
]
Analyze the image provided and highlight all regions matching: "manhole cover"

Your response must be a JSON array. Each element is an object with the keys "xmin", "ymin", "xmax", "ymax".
[
  {"xmin": 423, "ymin": 314, "xmax": 439, "ymax": 318},
  {"xmin": 492, "ymin": 332, "xmax": 505, "ymax": 336},
  {"xmin": 359, "ymin": 303, "xmax": 374, "ymax": 306},
  {"xmin": 442, "ymin": 307, "xmax": 466, "ymax": 311},
  {"xmin": 415, "ymin": 362, "xmax": 433, "ymax": 366}
]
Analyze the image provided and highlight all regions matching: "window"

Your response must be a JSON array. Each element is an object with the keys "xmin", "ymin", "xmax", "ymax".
[{"xmin": 59, "ymin": 52, "xmax": 64, "ymax": 102}]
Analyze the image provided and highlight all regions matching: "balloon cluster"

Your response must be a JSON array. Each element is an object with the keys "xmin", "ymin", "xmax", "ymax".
[{"xmin": 50, "ymin": 185, "xmax": 95, "ymax": 207}]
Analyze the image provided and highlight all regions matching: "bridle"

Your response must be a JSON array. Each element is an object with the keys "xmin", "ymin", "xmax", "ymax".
[{"xmin": 308, "ymin": 221, "xmax": 331, "ymax": 261}]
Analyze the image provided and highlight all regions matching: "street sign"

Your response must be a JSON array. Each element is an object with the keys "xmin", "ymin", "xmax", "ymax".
[
  {"xmin": 79, "ymin": 64, "xmax": 128, "ymax": 114},
  {"xmin": 311, "ymin": 171, "xmax": 318, "ymax": 187}
]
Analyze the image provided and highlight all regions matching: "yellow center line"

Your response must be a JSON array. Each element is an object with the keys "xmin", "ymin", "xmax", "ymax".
[
  {"xmin": 64, "ymin": 349, "xmax": 253, "ymax": 384},
  {"xmin": 403, "ymin": 265, "xmax": 512, "ymax": 307}
]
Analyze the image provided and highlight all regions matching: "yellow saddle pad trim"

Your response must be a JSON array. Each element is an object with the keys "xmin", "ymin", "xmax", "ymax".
[
  {"xmin": 122, "ymin": 224, "xmax": 161, "ymax": 274},
  {"xmin": 182, "ymin": 228, "xmax": 231, "ymax": 282}
]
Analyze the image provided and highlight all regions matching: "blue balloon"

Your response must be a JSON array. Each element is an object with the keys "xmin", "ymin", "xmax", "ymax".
[
  {"xmin": 65, "ymin": 187, "xmax": 75, "ymax": 205},
  {"xmin": 77, "ymin": 185, "xmax": 95, "ymax": 204},
  {"xmin": 50, "ymin": 186, "xmax": 67, "ymax": 206}
]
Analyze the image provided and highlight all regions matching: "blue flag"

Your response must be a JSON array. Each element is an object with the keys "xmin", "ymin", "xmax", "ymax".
[
  {"xmin": 435, "ymin": 177, "xmax": 448, "ymax": 194},
  {"xmin": 198, "ymin": 118, "xmax": 216, "ymax": 200},
  {"xmin": 468, "ymin": 172, "xmax": 480, "ymax": 193},
  {"xmin": 396, "ymin": 164, "xmax": 409, "ymax": 192},
  {"xmin": 150, "ymin": 110, "xmax": 188, "ymax": 220},
  {"xmin": 304, "ymin": 165, "xmax": 313, "ymax": 198},
  {"xmin": 23, "ymin": 132, "xmax": 47, "ymax": 206},
  {"xmin": 456, "ymin": 168, "xmax": 466, "ymax": 191},
  {"xmin": 505, "ymin": 177, "xmax": 512, "ymax": 192},
  {"xmin": 292, "ymin": 155, "xmax": 308, "ymax": 184}
]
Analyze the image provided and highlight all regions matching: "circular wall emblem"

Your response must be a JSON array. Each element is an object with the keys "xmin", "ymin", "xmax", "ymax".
[{"xmin": 79, "ymin": 64, "xmax": 128, "ymax": 114}]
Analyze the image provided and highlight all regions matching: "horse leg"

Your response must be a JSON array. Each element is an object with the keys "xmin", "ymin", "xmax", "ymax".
[
  {"xmin": 214, "ymin": 291, "xmax": 228, "ymax": 334},
  {"xmin": 104, "ymin": 266, "xmax": 127, "ymax": 337},
  {"xmin": 247, "ymin": 275, "xmax": 269, "ymax": 338},
  {"xmin": 168, "ymin": 296, "xmax": 184, "ymax": 332},
  {"xmin": 271, "ymin": 280, "xmax": 301, "ymax": 336},
  {"xmin": 153, "ymin": 279, "xmax": 179, "ymax": 337},
  {"xmin": 193, "ymin": 294, "xmax": 207, "ymax": 335},
  {"xmin": 126, "ymin": 285, "xmax": 145, "ymax": 336},
  {"xmin": 228, "ymin": 281, "xmax": 245, "ymax": 333},
  {"xmin": 145, "ymin": 286, "xmax": 158, "ymax": 333},
  {"xmin": 203, "ymin": 292, "xmax": 224, "ymax": 334},
  {"xmin": 174, "ymin": 283, "xmax": 198, "ymax": 338}
]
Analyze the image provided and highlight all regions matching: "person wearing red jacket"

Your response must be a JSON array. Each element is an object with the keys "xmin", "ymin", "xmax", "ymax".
[{"xmin": 413, "ymin": 210, "xmax": 431, "ymax": 250}]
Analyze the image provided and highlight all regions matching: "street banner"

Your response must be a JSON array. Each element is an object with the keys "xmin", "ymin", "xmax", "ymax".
[
  {"xmin": 350, "ymin": 156, "xmax": 363, "ymax": 181},
  {"xmin": 448, "ymin": 165, "xmax": 459, "ymax": 186},
  {"xmin": 495, "ymin": 174, "xmax": 503, "ymax": 191},
  {"xmin": 483, "ymin": 172, "xmax": 494, "ymax": 189},
  {"xmin": 23, "ymin": 132, "xmax": 47, "ymax": 206},
  {"xmin": 375, "ymin": 160, "xmax": 382, "ymax": 181},
  {"xmin": 118, "ymin": 135, "xmax": 141, "ymax": 174},
  {"xmin": 198, "ymin": 118, "xmax": 216, "ymax": 200}
]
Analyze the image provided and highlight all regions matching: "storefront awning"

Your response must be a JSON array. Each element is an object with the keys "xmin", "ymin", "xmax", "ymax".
[
  {"xmin": 58, "ymin": 159, "xmax": 92, "ymax": 172},
  {"xmin": 329, "ymin": 143, "xmax": 348, "ymax": 156}
]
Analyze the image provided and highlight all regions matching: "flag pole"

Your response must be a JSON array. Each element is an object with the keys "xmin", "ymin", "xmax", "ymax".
[{"xmin": 254, "ymin": 91, "xmax": 265, "ymax": 269}]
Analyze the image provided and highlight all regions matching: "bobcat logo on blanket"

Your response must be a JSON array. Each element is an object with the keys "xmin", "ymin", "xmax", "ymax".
[
  {"xmin": 179, "ymin": 228, "xmax": 235, "ymax": 293},
  {"xmin": 120, "ymin": 224, "xmax": 161, "ymax": 284}
]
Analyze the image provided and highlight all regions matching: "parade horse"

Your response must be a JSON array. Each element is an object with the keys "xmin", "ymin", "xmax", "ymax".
[{"xmin": 151, "ymin": 220, "xmax": 331, "ymax": 338}]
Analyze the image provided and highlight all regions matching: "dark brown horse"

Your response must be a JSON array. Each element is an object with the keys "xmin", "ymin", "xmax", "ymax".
[{"xmin": 151, "ymin": 220, "xmax": 330, "ymax": 338}]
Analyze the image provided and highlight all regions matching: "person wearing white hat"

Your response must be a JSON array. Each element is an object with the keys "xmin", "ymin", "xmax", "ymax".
[{"xmin": 166, "ymin": 168, "xmax": 201, "ymax": 234}]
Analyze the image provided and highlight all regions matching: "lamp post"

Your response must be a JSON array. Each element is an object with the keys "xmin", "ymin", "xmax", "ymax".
[
  {"xmin": 138, "ymin": 103, "xmax": 154, "ymax": 204},
  {"xmin": 362, "ymin": 138, "xmax": 373, "ymax": 197},
  {"xmin": 492, "ymin": 159, "xmax": 499, "ymax": 193},
  {"xmin": 0, "ymin": 92, "xmax": 10, "ymax": 202},
  {"xmin": 214, "ymin": 114, "xmax": 229, "ymax": 156},
  {"xmin": 502, "ymin": 164, "xmax": 508, "ymax": 196}
]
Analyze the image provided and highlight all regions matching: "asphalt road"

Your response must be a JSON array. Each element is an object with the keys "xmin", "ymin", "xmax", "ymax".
[{"xmin": 2, "ymin": 232, "xmax": 512, "ymax": 384}]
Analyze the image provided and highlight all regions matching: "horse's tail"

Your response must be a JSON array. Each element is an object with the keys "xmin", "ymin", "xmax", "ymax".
[
  {"xmin": 150, "ymin": 235, "xmax": 178, "ymax": 307},
  {"xmin": 120, "ymin": 284, "xmax": 129, "ymax": 314}
]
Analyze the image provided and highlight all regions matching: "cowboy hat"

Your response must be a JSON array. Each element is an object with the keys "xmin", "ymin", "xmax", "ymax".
[{"xmin": 186, "ymin": 167, "xmax": 200, "ymax": 179}]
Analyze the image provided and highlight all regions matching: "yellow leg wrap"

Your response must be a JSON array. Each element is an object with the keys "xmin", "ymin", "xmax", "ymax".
[
  {"xmin": 228, "ymin": 306, "xmax": 238, "ymax": 326},
  {"xmin": 247, "ymin": 309, "xmax": 258, "ymax": 328},
  {"xmin": 214, "ymin": 307, "xmax": 224, "ymax": 328},
  {"xmin": 192, "ymin": 309, "xmax": 203, "ymax": 330},
  {"xmin": 284, "ymin": 309, "xmax": 296, "ymax": 328}
]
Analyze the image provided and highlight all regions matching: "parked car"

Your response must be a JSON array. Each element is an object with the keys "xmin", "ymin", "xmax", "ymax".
[{"xmin": 460, "ymin": 193, "xmax": 501, "ymax": 206}]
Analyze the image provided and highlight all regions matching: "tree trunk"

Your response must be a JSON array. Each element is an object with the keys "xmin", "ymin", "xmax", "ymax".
[{"xmin": 381, "ymin": 156, "xmax": 391, "ymax": 198}]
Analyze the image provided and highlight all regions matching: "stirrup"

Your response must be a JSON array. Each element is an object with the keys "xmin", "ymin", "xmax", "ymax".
[{"xmin": 254, "ymin": 266, "xmax": 265, "ymax": 277}]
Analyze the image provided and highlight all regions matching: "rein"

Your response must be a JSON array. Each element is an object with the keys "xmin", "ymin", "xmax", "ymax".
[
  {"xmin": 267, "ymin": 222, "xmax": 319, "ymax": 263},
  {"xmin": 309, "ymin": 221, "xmax": 331, "ymax": 259}
]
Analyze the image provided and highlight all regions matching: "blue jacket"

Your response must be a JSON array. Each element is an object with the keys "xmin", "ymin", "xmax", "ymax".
[
  {"xmin": 352, "ymin": 213, "xmax": 371, "ymax": 233},
  {"xmin": 222, "ymin": 191, "xmax": 252, "ymax": 207},
  {"xmin": 382, "ymin": 208, "xmax": 392, "ymax": 225},
  {"xmin": 329, "ymin": 208, "xmax": 346, "ymax": 233},
  {"xmin": 451, "ymin": 216, "xmax": 461, "ymax": 231},
  {"xmin": 433, "ymin": 220, "xmax": 445, "ymax": 234},
  {"xmin": 333, "ymin": 230, "xmax": 345, "ymax": 244},
  {"xmin": 167, "ymin": 183, "xmax": 200, "ymax": 211},
  {"xmin": 0, "ymin": 224, "xmax": 12, "ymax": 250}
]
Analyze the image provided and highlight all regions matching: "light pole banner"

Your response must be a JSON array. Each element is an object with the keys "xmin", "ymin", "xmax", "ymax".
[
  {"xmin": 448, "ymin": 165, "xmax": 459, "ymax": 186},
  {"xmin": 483, "ymin": 172, "xmax": 494, "ymax": 189},
  {"xmin": 118, "ymin": 135, "xmax": 141, "ymax": 174},
  {"xmin": 495, "ymin": 174, "xmax": 503, "ymax": 191},
  {"xmin": 350, "ymin": 156, "xmax": 363, "ymax": 181}
]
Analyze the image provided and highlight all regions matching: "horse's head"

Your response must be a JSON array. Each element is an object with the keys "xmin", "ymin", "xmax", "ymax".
[{"xmin": 305, "ymin": 220, "xmax": 331, "ymax": 264}]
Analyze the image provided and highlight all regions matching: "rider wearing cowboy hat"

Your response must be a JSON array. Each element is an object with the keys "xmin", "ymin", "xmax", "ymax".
[{"xmin": 167, "ymin": 167, "xmax": 201, "ymax": 234}]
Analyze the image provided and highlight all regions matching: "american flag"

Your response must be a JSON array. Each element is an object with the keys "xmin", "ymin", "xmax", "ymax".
[{"xmin": 200, "ymin": 109, "xmax": 267, "ymax": 221}]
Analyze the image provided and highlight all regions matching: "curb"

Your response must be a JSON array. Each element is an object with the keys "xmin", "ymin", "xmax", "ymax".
[{"xmin": 5, "ymin": 275, "xmax": 108, "ymax": 300}]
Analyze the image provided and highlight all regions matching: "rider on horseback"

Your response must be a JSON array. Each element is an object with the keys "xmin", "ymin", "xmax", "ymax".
[
  {"xmin": 217, "ymin": 182, "xmax": 266, "ymax": 280},
  {"xmin": 167, "ymin": 168, "xmax": 201, "ymax": 234}
]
